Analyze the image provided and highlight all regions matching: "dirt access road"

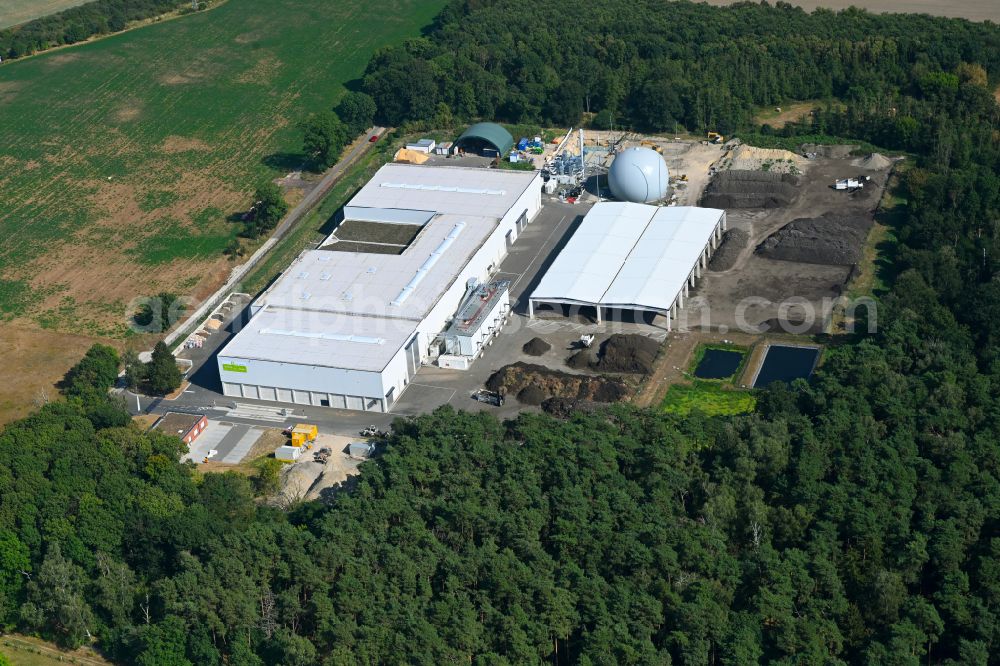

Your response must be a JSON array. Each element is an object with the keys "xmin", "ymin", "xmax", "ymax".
[{"xmin": 701, "ymin": 0, "xmax": 1000, "ymax": 21}]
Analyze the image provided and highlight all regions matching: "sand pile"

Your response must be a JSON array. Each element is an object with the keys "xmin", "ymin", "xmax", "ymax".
[
  {"xmin": 702, "ymin": 170, "xmax": 800, "ymax": 209},
  {"xmin": 709, "ymin": 229, "xmax": 749, "ymax": 271},
  {"xmin": 853, "ymin": 153, "xmax": 892, "ymax": 170},
  {"xmin": 728, "ymin": 145, "xmax": 804, "ymax": 173},
  {"xmin": 756, "ymin": 212, "xmax": 873, "ymax": 265},
  {"xmin": 522, "ymin": 337, "xmax": 552, "ymax": 356},
  {"xmin": 486, "ymin": 363, "xmax": 629, "ymax": 405}
]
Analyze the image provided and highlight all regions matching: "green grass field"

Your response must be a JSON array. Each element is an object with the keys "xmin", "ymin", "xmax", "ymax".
[
  {"xmin": 0, "ymin": 0, "xmax": 444, "ymax": 337},
  {"xmin": 0, "ymin": 0, "xmax": 92, "ymax": 29},
  {"xmin": 661, "ymin": 381, "xmax": 757, "ymax": 417}
]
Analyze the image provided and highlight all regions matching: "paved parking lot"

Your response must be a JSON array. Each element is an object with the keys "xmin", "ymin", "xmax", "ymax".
[{"xmin": 183, "ymin": 419, "xmax": 263, "ymax": 464}]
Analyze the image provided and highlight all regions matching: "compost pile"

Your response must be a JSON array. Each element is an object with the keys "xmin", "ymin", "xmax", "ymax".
[
  {"xmin": 566, "ymin": 349, "xmax": 596, "ymax": 369},
  {"xmin": 595, "ymin": 334, "xmax": 660, "ymax": 374},
  {"xmin": 522, "ymin": 337, "xmax": 552, "ymax": 356},
  {"xmin": 756, "ymin": 212, "xmax": 872, "ymax": 265},
  {"xmin": 540, "ymin": 397, "xmax": 604, "ymax": 418},
  {"xmin": 708, "ymin": 228, "xmax": 749, "ymax": 271},
  {"xmin": 564, "ymin": 334, "xmax": 660, "ymax": 374},
  {"xmin": 486, "ymin": 363, "xmax": 629, "ymax": 405},
  {"xmin": 701, "ymin": 170, "xmax": 800, "ymax": 209}
]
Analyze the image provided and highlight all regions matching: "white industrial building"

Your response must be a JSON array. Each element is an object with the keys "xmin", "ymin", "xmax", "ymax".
[
  {"xmin": 528, "ymin": 202, "xmax": 725, "ymax": 330},
  {"xmin": 217, "ymin": 164, "xmax": 543, "ymax": 412}
]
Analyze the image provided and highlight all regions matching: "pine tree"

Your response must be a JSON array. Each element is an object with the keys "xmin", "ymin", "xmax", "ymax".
[{"xmin": 146, "ymin": 341, "xmax": 181, "ymax": 395}]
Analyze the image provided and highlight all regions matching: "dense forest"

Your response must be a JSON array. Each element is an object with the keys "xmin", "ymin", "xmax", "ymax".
[
  {"xmin": 0, "ymin": 0, "xmax": 195, "ymax": 59},
  {"xmin": 0, "ymin": 1, "xmax": 998, "ymax": 664}
]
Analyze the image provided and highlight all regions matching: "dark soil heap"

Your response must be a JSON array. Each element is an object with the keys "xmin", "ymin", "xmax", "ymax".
[
  {"xmin": 756, "ymin": 212, "xmax": 872, "ymax": 265},
  {"xmin": 708, "ymin": 228, "xmax": 749, "ymax": 271},
  {"xmin": 701, "ymin": 170, "xmax": 800, "ymax": 209},
  {"xmin": 486, "ymin": 363, "xmax": 629, "ymax": 405},
  {"xmin": 522, "ymin": 337, "xmax": 552, "ymax": 356},
  {"xmin": 517, "ymin": 385, "xmax": 548, "ymax": 405},
  {"xmin": 566, "ymin": 349, "xmax": 596, "ymax": 369},
  {"xmin": 595, "ymin": 334, "xmax": 660, "ymax": 375}
]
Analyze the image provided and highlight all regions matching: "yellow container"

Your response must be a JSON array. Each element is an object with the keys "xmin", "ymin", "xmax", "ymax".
[{"xmin": 290, "ymin": 424, "xmax": 317, "ymax": 447}]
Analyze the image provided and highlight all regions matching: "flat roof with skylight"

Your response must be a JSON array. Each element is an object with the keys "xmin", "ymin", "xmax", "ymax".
[{"xmin": 222, "ymin": 163, "xmax": 540, "ymax": 374}]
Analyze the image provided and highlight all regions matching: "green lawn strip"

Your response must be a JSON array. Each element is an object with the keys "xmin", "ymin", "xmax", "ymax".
[{"xmin": 661, "ymin": 381, "xmax": 756, "ymax": 417}]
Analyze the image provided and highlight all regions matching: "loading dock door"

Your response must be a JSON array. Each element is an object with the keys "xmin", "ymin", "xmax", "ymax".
[
  {"xmin": 505, "ymin": 229, "xmax": 514, "ymax": 250},
  {"xmin": 405, "ymin": 335, "xmax": 419, "ymax": 379}
]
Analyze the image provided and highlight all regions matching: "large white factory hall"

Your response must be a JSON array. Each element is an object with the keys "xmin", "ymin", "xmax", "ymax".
[
  {"xmin": 528, "ymin": 202, "xmax": 726, "ymax": 330},
  {"xmin": 217, "ymin": 164, "xmax": 542, "ymax": 413}
]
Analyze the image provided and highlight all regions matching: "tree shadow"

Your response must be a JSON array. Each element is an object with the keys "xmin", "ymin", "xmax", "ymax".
[
  {"xmin": 872, "ymin": 206, "xmax": 904, "ymax": 294},
  {"xmin": 342, "ymin": 77, "xmax": 365, "ymax": 93},
  {"xmin": 261, "ymin": 151, "xmax": 306, "ymax": 172}
]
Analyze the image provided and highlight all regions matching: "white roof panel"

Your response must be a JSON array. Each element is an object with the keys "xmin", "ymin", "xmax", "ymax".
[
  {"xmin": 222, "ymin": 163, "xmax": 540, "ymax": 374},
  {"xmin": 220, "ymin": 307, "xmax": 415, "ymax": 372},
  {"xmin": 346, "ymin": 163, "xmax": 538, "ymax": 219},
  {"xmin": 531, "ymin": 202, "xmax": 723, "ymax": 312}
]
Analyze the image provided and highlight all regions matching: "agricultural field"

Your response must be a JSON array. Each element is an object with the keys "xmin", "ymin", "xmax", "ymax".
[
  {"xmin": 701, "ymin": 0, "xmax": 1000, "ymax": 22},
  {"xmin": 0, "ymin": 0, "xmax": 444, "ymax": 422},
  {"xmin": 0, "ymin": 0, "xmax": 91, "ymax": 29}
]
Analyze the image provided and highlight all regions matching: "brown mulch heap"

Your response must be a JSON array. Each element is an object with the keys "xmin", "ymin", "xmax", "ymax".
[
  {"xmin": 517, "ymin": 385, "xmax": 548, "ymax": 406},
  {"xmin": 594, "ymin": 334, "xmax": 661, "ymax": 375},
  {"xmin": 522, "ymin": 337, "xmax": 552, "ymax": 356},
  {"xmin": 701, "ymin": 170, "xmax": 800, "ymax": 209},
  {"xmin": 708, "ymin": 228, "xmax": 749, "ymax": 272},
  {"xmin": 566, "ymin": 349, "xmax": 596, "ymax": 370},
  {"xmin": 486, "ymin": 362, "xmax": 630, "ymax": 405},
  {"xmin": 756, "ymin": 212, "xmax": 873, "ymax": 265}
]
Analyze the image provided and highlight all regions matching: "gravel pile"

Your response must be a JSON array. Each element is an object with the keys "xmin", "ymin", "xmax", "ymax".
[
  {"xmin": 756, "ymin": 212, "xmax": 872, "ymax": 265},
  {"xmin": 853, "ymin": 153, "xmax": 892, "ymax": 170},
  {"xmin": 709, "ymin": 229, "xmax": 749, "ymax": 271},
  {"xmin": 701, "ymin": 170, "xmax": 800, "ymax": 209}
]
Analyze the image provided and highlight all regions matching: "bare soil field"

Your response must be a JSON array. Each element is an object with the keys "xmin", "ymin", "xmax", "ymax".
[
  {"xmin": 754, "ymin": 101, "xmax": 819, "ymax": 129},
  {"xmin": 700, "ymin": 0, "xmax": 1000, "ymax": 22},
  {"xmin": 0, "ymin": 323, "xmax": 97, "ymax": 423}
]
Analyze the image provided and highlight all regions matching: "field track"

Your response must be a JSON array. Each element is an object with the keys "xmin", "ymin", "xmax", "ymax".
[
  {"xmin": 701, "ymin": 0, "xmax": 1000, "ymax": 22},
  {"xmin": 0, "ymin": 0, "xmax": 443, "ymax": 423}
]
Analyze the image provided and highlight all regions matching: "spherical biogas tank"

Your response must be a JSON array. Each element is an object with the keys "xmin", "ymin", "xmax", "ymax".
[{"xmin": 607, "ymin": 147, "xmax": 669, "ymax": 203}]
